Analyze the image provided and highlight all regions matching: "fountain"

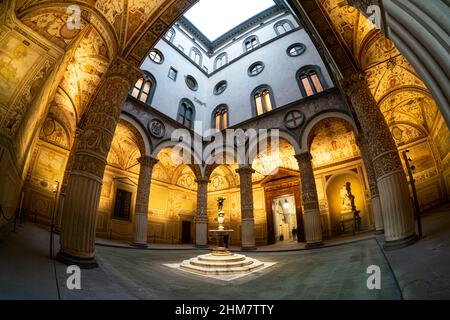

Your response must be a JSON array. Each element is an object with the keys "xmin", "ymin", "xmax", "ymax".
[{"xmin": 178, "ymin": 197, "xmax": 266, "ymax": 276}]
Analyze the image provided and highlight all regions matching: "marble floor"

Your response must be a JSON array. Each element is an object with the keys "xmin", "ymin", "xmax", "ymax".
[{"xmin": 0, "ymin": 203, "xmax": 449, "ymax": 300}]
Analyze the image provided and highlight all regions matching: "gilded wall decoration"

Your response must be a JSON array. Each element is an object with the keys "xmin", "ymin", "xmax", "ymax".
[
  {"xmin": 39, "ymin": 118, "xmax": 70, "ymax": 149},
  {"xmin": 434, "ymin": 122, "xmax": 450, "ymax": 161},
  {"xmin": 310, "ymin": 119, "xmax": 360, "ymax": 168},
  {"xmin": 30, "ymin": 147, "xmax": 66, "ymax": 192},
  {"xmin": 390, "ymin": 124, "xmax": 425, "ymax": 146},
  {"xmin": 176, "ymin": 166, "xmax": 197, "ymax": 191},
  {"xmin": 107, "ymin": 123, "xmax": 141, "ymax": 171},
  {"xmin": 252, "ymin": 139, "xmax": 298, "ymax": 179}
]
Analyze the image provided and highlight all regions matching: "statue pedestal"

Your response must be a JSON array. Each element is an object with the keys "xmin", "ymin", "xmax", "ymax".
[{"xmin": 209, "ymin": 229, "xmax": 233, "ymax": 255}]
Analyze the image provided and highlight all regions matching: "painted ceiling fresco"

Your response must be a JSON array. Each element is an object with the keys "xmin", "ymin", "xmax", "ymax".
[
  {"xmin": 107, "ymin": 122, "xmax": 142, "ymax": 172},
  {"xmin": 319, "ymin": 0, "xmax": 441, "ymax": 146}
]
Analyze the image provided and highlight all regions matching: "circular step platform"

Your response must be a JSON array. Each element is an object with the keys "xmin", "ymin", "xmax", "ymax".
[{"xmin": 180, "ymin": 251, "xmax": 265, "ymax": 275}]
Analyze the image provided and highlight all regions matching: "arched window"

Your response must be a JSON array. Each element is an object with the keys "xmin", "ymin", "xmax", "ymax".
[
  {"xmin": 189, "ymin": 47, "xmax": 202, "ymax": 66},
  {"xmin": 164, "ymin": 28, "xmax": 175, "ymax": 42},
  {"xmin": 212, "ymin": 105, "xmax": 229, "ymax": 130},
  {"xmin": 296, "ymin": 65, "xmax": 326, "ymax": 97},
  {"xmin": 130, "ymin": 73, "xmax": 156, "ymax": 105},
  {"xmin": 252, "ymin": 86, "xmax": 275, "ymax": 116},
  {"xmin": 214, "ymin": 52, "xmax": 228, "ymax": 70},
  {"xmin": 177, "ymin": 99, "xmax": 195, "ymax": 129},
  {"xmin": 243, "ymin": 36, "xmax": 259, "ymax": 52},
  {"xmin": 274, "ymin": 19, "xmax": 294, "ymax": 35}
]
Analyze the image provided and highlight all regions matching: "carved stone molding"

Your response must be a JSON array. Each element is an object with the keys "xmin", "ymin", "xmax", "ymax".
[
  {"xmin": 295, "ymin": 152, "xmax": 319, "ymax": 210},
  {"xmin": 138, "ymin": 155, "xmax": 158, "ymax": 168}
]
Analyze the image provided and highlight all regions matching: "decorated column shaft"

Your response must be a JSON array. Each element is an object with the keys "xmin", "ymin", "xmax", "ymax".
[
  {"xmin": 344, "ymin": 73, "xmax": 416, "ymax": 249},
  {"xmin": 55, "ymin": 127, "xmax": 83, "ymax": 232},
  {"xmin": 195, "ymin": 177, "xmax": 209, "ymax": 247},
  {"xmin": 236, "ymin": 166, "xmax": 256, "ymax": 250},
  {"xmin": 356, "ymin": 134, "xmax": 384, "ymax": 234},
  {"xmin": 295, "ymin": 152, "xmax": 323, "ymax": 247},
  {"xmin": 57, "ymin": 58, "xmax": 142, "ymax": 268},
  {"xmin": 132, "ymin": 156, "xmax": 158, "ymax": 247}
]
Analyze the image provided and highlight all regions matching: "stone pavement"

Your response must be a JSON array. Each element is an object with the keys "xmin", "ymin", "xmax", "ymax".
[{"xmin": 0, "ymin": 203, "xmax": 449, "ymax": 300}]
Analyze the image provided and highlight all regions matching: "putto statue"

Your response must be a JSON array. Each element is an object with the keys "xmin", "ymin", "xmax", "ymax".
[{"xmin": 217, "ymin": 196, "xmax": 226, "ymax": 211}]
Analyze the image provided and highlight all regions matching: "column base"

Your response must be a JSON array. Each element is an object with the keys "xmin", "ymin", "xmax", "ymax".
[
  {"xmin": 374, "ymin": 229, "xmax": 385, "ymax": 235},
  {"xmin": 130, "ymin": 242, "xmax": 148, "ymax": 248},
  {"xmin": 195, "ymin": 244, "xmax": 209, "ymax": 249},
  {"xmin": 241, "ymin": 246, "xmax": 257, "ymax": 251},
  {"xmin": 305, "ymin": 241, "xmax": 324, "ymax": 248},
  {"xmin": 383, "ymin": 234, "xmax": 418, "ymax": 251},
  {"xmin": 56, "ymin": 251, "xmax": 98, "ymax": 269}
]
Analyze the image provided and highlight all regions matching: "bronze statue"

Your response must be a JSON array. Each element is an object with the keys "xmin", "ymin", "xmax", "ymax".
[{"xmin": 217, "ymin": 197, "xmax": 226, "ymax": 211}]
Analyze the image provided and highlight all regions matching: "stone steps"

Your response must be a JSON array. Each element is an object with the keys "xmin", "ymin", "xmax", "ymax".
[{"xmin": 179, "ymin": 253, "xmax": 265, "ymax": 275}]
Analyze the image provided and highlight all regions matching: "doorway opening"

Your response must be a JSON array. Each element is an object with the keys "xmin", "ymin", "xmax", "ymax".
[
  {"xmin": 272, "ymin": 195, "xmax": 298, "ymax": 242},
  {"xmin": 181, "ymin": 221, "xmax": 192, "ymax": 244}
]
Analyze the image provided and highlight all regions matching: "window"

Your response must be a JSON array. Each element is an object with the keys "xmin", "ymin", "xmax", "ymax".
[
  {"xmin": 252, "ymin": 86, "xmax": 274, "ymax": 116},
  {"xmin": 212, "ymin": 105, "xmax": 229, "ymax": 130},
  {"xmin": 287, "ymin": 43, "xmax": 306, "ymax": 57},
  {"xmin": 130, "ymin": 74, "xmax": 156, "ymax": 105},
  {"xmin": 185, "ymin": 75, "xmax": 198, "ymax": 91},
  {"xmin": 274, "ymin": 19, "xmax": 294, "ymax": 35},
  {"xmin": 164, "ymin": 28, "xmax": 175, "ymax": 42},
  {"xmin": 168, "ymin": 67, "xmax": 178, "ymax": 81},
  {"xmin": 248, "ymin": 62, "xmax": 265, "ymax": 76},
  {"xmin": 189, "ymin": 47, "xmax": 202, "ymax": 66},
  {"xmin": 113, "ymin": 189, "xmax": 132, "ymax": 220},
  {"xmin": 296, "ymin": 65, "xmax": 326, "ymax": 97},
  {"xmin": 243, "ymin": 36, "xmax": 259, "ymax": 52},
  {"xmin": 149, "ymin": 49, "xmax": 163, "ymax": 64},
  {"xmin": 215, "ymin": 52, "xmax": 228, "ymax": 70},
  {"xmin": 214, "ymin": 80, "xmax": 228, "ymax": 95},
  {"xmin": 177, "ymin": 99, "xmax": 195, "ymax": 129}
]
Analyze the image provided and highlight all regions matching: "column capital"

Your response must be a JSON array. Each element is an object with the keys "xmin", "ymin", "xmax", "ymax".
[
  {"xmin": 236, "ymin": 165, "xmax": 255, "ymax": 175},
  {"xmin": 295, "ymin": 152, "xmax": 312, "ymax": 163},
  {"xmin": 341, "ymin": 72, "xmax": 368, "ymax": 97},
  {"xmin": 138, "ymin": 155, "xmax": 158, "ymax": 168},
  {"xmin": 195, "ymin": 177, "xmax": 211, "ymax": 184},
  {"xmin": 107, "ymin": 57, "xmax": 143, "ymax": 87}
]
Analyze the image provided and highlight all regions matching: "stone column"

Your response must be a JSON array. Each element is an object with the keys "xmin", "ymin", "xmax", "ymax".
[
  {"xmin": 55, "ymin": 127, "xmax": 84, "ymax": 232},
  {"xmin": 343, "ymin": 73, "xmax": 417, "ymax": 249},
  {"xmin": 131, "ymin": 156, "xmax": 158, "ymax": 247},
  {"xmin": 57, "ymin": 58, "xmax": 142, "ymax": 268},
  {"xmin": 356, "ymin": 134, "xmax": 384, "ymax": 234},
  {"xmin": 295, "ymin": 152, "xmax": 323, "ymax": 247},
  {"xmin": 236, "ymin": 166, "xmax": 256, "ymax": 250},
  {"xmin": 195, "ymin": 177, "xmax": 209, "ymax": 248}
]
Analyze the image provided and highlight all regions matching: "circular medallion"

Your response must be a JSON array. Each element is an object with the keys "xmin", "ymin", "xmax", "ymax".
[
  {"xmin": 284, "ymin": 110, "xmax": 305, "ymax": 129},
  {"xmin": 148, "ymin": 119, "xmax": 165, "ymax": 139}
]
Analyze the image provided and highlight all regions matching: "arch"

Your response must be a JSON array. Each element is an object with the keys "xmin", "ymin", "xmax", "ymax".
[
  {"xmin": 189, "ymin": 47, "xmax": 203, "ymax": 66},
  {"xmin": 274, "ymin": 19, "xmax": 294, "ymax": 35},
  {"xmin": 214, "ymin": 52, "xmax": 228, "ymax": 70},
  {"xmin": 164, "ymin": 27, "xmax": 176, "ymax": 42},
  {"xmin": 300, "ymin": 112, "xmax": 358, "ymax": 153},
  {"xmin": 177, "ymin": 98, "xmax": 196, "ymax": 129},
  {"xmin": 211, "ymin": 104, "xmax": 229, "ymax": 130},
  {"xmin": 119, "ymin": 113, "xmax": 151, "ymax": 156},
  {"xmin": 251, "ymin": 84, "xmax": 276, "ymax": 116},
  {"xmin": 151, "ymin": 139, "xmax": 203, "ymax": 176},
  {"xmin": 296, "ymin": 65, "xmax": 328, "ymax": 97},
  {"xmin": 247, "ymin": 130, "xmax": 299, "ymax": 168},
  {"xmin": 243, "ymin": 35, "xmax": 260, "ymax": 52}
]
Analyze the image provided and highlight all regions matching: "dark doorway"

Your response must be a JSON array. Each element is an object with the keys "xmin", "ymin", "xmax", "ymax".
[{"xmin": 181, "ymin": 221, "xmax": 191, "ymax": 244}]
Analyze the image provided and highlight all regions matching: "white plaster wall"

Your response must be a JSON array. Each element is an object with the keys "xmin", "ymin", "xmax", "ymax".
[{"xmin": 139, "ymin": 12, "xmax": 334, "ymax": 133}]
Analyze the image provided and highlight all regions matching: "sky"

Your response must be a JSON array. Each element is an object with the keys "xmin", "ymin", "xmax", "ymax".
[{"xmin": 184, "ymin": 0, "xmax": 275, "ymax": 41}]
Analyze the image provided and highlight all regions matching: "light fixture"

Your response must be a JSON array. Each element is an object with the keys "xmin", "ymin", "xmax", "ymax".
[{"xmin": 282, "ymin": 199, "xmax": 290, "ymax": 210}]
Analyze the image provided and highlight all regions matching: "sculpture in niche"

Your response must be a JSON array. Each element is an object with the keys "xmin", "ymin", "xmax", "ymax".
[{"xmin": 339, "ymin": 182, "xmax": 361, "ymax": 232}]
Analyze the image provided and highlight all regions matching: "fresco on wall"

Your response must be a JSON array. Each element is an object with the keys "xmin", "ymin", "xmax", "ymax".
[
  {"xmin": 31, "ymin": 148, "xmax": 66, "ymax": 191},
  {"xmin": 0, "ymin": 36, "xmax": 39, "ymax": 101},
  {"xmin": 435, "ymin": 122, "xmax": 450, "ymax": 161},
  {"xmin": 310, "ymin": 119, "xmax": 360, "ymax": 168},
  {"xmin": 400, "ymin": 142, "xmax": 437, "ymax": 184}
]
